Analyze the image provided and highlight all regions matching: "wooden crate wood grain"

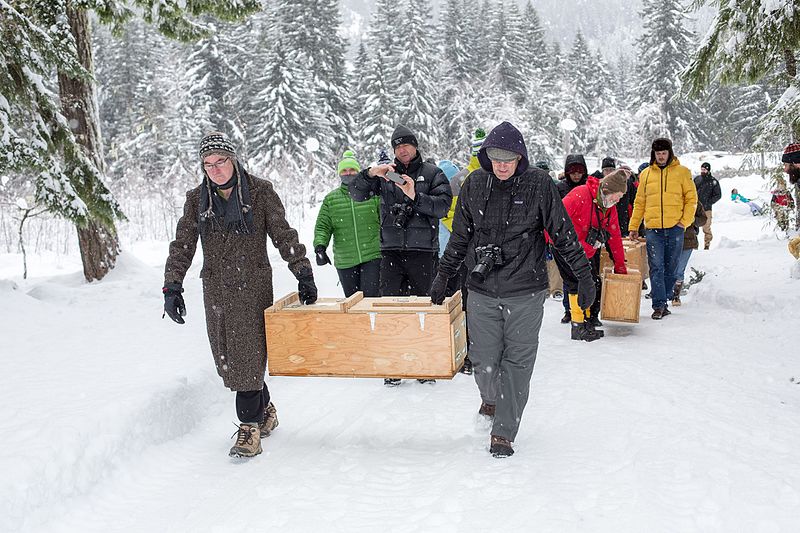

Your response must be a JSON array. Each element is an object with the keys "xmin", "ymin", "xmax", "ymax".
[
  {"xmin": 599, "ymin": 268, "xmax": 642, "ymax": 323},
  {"xmin": 265, "ymin": 292, "xmax": 466, "ymax": 379},
  {"xmin": 599, "ymin": 238, "xmax": 648, "ymax": 279}
]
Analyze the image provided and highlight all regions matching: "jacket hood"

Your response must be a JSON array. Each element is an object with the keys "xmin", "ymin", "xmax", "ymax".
[
  {"xmin": 477, "ymin": 121, "xmax": 529, "ymax": 176},
  {"xmin": 563, "ymin": 153, "xmax": 588, "ymax": 185}
]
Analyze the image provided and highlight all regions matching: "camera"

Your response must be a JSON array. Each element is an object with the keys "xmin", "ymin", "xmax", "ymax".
[
  {"xmin": 470, "ymin": 244, "xmax": 504, "ymax": 283},
  {"xmin": 390, "ymin": 202, "xmax": 414, "ymax": 228},
  {"xmin": 586, "ymin": 226, "xmax": 610, "ymax": 249}
]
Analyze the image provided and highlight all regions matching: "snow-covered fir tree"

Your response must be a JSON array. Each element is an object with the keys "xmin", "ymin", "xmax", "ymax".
[
  {"xmin": 682, "ymin": 0, "xmax": 800, "ymax": 144},
  {"xmin": 393, "ymin": 0, "xmax": 440, "ymax": 154},
  {"xmin": 634, "ymin": 0, "xmax": 704, "ymax": 153}
]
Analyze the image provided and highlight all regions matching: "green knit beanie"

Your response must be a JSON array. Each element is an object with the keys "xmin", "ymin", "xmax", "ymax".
[{"xmin": 337, "ymin": 150, "xmax": 361, "ymax": 174}]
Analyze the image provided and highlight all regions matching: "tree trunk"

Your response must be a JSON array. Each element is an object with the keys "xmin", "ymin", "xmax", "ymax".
[
  {"xmin": 57, "ymin": 1, "xmax": 119, "ymax": 282},
  {"xmin": 786, "ymin": 49, "xmax": 800, "ymax": 140}
]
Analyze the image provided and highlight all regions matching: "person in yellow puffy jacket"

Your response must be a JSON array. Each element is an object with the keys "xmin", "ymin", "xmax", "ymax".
[{"xmin": 629, "ymin": 137, "xmax": 697, "ymax": 320}]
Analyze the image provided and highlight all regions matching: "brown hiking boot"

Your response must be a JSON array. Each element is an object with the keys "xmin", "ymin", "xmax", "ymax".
[
  {"xmin": 490, "ymin": 435, "xmax": 514, "ymax": 457},
  {"xmin": 259, "ymin": 402, "xmax": 279, "ymax": 438},
  {"xmin": 478, "ymin": 402, "xmax": 496, "ymax": 418},
  {"xmin": 229, "ymin": 424, "xmax": 262, "ymax": 458}
]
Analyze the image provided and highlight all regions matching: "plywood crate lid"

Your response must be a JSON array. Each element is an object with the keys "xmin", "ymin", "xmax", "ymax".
[
  {"xmin": 265, "ymin": 291, "xmax": 364, "ymax": 313},
  {"xmin": 349, "ymin": 291, "xmax": 461, "ymax": 314}
]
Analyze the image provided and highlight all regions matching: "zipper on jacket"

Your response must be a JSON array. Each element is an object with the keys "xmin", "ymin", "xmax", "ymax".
[
  {"xmin": 350, "ymin": 198, "xmax": 364, "ymax": 264},
  {"xmin": 660, "ymin": 166, "xmax": 666, "ymax": 229}
]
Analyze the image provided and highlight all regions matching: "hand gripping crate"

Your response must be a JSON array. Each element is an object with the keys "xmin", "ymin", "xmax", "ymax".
[
  {"xmin": 599, "ymin": 238, "xmax": 649, "ymax": 280},
  {"xmin": 599, "ymin": 268, "xmax": 643, "ymax": 323},
  {"xmin": 264, "ymin": 291, "xmax": 467, "ymax": 379}
]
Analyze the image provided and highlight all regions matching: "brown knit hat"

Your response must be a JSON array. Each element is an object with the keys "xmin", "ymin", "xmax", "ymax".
[{"xmin": 600, "ymin": 169, "xmax": 628, "ymax": 195}]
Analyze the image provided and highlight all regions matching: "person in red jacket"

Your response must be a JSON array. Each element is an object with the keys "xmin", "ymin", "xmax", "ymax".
[{"xmin": 553, "ymin": 169, "xmax": 629, "ymax": 341}]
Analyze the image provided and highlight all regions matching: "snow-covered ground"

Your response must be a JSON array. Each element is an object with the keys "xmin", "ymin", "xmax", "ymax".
[{"xmin": 2, "ymin": 168, "xmax": 799, "ymax": 532}]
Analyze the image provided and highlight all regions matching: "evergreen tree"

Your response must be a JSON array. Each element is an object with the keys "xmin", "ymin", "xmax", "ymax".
[
  {"xmin": 634, "ymin": 0, "xmax": 703, "ymax": 153},
  {"xmin": 355, "ymin": 50, "xmax": 396, "ymax": 157},
  {"xmin": 394, "ymin": 0, "xmax": 440, "ymax": 153},
  {"xmin": 0, "ymin": 0, "xmax": 260, "ymax": 280},
  {"xmin": 521, "ymin": 0, "xmax": 549, "ymax": 78},
  {"xmin": 682, "ymin": 0, "xmax": 800, "ymax": 142},
  {"xmin": 562, "ymin": 31, "xmax": 594, "ymax": 152}
]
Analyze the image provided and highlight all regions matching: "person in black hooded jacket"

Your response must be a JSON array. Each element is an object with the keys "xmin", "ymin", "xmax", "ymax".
[
  {"xmin": 557, "ymin": 153, "xmax": 589, "ymax": 199},
  {"xmin": 429, "ymin": 121, "xmax": 593, "ymax": 458}
]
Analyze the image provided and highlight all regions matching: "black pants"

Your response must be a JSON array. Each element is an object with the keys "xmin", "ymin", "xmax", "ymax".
[
  {"xmin": 380, "ymin": 250, "xmax": 437, "ymax": 296},
  {"xmin": 337, "ymin": 258, "xmax": 381, "ymax": 297},
  {"xmin": 553, "ymin": 249, "xmax": 602, "ymax": 317},
  {"xmin": 236, "ymin": 382, "xmax": 270, "ymax": 424}
]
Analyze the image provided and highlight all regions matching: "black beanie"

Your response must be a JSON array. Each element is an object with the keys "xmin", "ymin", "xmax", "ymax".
[
  {"xmin": 601, "ymin": 157, "xmax": 616, "ymax": 169},
  {"xmin": 701, "ymin": 162, "xmax": 711, "ymax": 171},
  {"xmin": 391, "ymin": 125, "xmax": 418, "ymax": 149}
]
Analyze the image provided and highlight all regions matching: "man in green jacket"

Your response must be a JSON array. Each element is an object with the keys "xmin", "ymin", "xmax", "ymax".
[{"xmin": 314, "ymin": 150, "xmax": 382, "ymax": 297}]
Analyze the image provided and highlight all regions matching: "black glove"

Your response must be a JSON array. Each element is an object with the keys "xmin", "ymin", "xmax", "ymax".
[
  {"xmin": 314, "ymin": 245, "xmax": 331, "ymax": 266},
  {"xmin": 429, "ymin": 272, "xmax": 448, "ymax": 305},
  {"xmin": 163, "ymin": 282, "xmax": 186, "ymax": 324},
  {"xmin": 298, "ymin": 274, "xmax": 318, "ymax": 305},
  {"xmin": 577, "ymin": 276, "xmax": 596, "ymax": 310}
]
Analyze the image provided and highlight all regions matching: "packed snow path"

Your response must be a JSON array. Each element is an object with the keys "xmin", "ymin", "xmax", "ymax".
[{"xmin": 2, "ymin": 173, "xmax": 799, "ymax": 532}]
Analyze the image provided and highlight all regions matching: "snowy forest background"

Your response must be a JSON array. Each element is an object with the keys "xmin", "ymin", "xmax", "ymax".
[{"xmin": 1, "ymin": 0, "xmax": 798, "ymax": 279}]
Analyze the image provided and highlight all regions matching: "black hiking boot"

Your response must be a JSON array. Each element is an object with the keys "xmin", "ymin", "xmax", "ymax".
[
  {"xmin": 586, "ymin": 315, "xmax": 603, "ymax": 328},
  {"xmin": 459, "ymin": 356, "xmax": 473, "ymax": 375},
  {"xmin": 384, "ymin": 378, "xmax": 402, "ymax": 387},
  {"xmin": 478, "ymin": 402, "xmax": 496, "ymax": 418},
  {"xmin": 571, "ymin": 322, "xmax": 603, "ymax": 342},
  {"xmin": 651, "ymin": 307, "xmax": 672, "ymax": 320},
  {"xmin": 560, "ymin": 311, "xmax": 572, "ymax": 324},
  {"xmin": 490, "ymin": 435, "xmax": 514, "ymax": 458},
  {"xmin": 417, "ymin": 379, "xmax": 436, "ymax": 384}
]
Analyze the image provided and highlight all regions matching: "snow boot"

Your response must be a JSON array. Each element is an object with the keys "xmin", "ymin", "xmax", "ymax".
[
  {"xmin": 229, "ymin": 424, "xmax": 262, "ymax": 458},
  {"xmin": 478, "ymin": 401, "xmax": 496, "ymax": 418},
  {"xmin": 560, "ymin": 310, "xmax": 572, "ymax": 324},
  {"xmin": 490, "ymin": 435, "xmax": 514, "ymax": 458},
  {"xmin": 259, "ymin": 402, "xmax": 279, "ymax": 437},
  {"xmin": 552, "ymin": 290, "xmax": 564, "ymax": 300},
  {"xmin": 586, "ymin": 315, "xmax": 603, "ymax": 328},
  {"xmin": 651, "ymin": 307, "xmax": 672, "ymax": 320},
  {"xmin": 571, "ymin": 322, "xmax": 603, "ymax": 342},
  {"xmin": 671, "ymin": 281, "xmax": 683, "ymax": 306},
  {"xmin": 459, "ymin": 356, "xmax": 473, "ymax": 375},
  {"xmin": 384, "ymin": 378, "xmax": 402, "ymax": 387},
  {"xmin": 417, "ymin": 379, "xmax": 436, "ymax": 384}
]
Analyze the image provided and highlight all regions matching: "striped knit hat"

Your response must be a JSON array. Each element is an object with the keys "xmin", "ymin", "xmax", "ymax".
[
  {"xmin": 199, "ymin": 131, "xmax": 237, "ymax": 160},
  {"xmin": 782, "ymin": 142, "xmax": 800, "ymax": 164},
  {"xmin": 471, "ymin": 128, "xmax": 486, "ymax": 156}
]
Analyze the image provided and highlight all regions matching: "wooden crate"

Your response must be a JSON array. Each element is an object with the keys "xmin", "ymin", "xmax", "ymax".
[
  {"xmin": 599, "ymin": 268, "xmax": 642, "ymax": 323},
  {"xmin": 264, "ymin": 291, "xmax": 466, "ymax": 379},
  {"xmin": 599, "ymin": 238, "xmax": 648, "ymax": 279}
]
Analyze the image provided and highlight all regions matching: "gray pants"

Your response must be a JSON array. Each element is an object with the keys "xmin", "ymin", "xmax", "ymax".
[{"xmin": 467, "ymin": 290, "xmax": 546, "ymax": 441}]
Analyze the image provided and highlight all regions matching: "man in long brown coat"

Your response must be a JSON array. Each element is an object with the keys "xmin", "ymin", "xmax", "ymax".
[{"xmin": 163, "ymin": 132, "xmax": 317, "ymax": 458}]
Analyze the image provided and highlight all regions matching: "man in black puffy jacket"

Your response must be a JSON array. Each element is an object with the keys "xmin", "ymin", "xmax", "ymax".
[
  {"xmin": 694, "ymin": 162, "xmax": 721, "ymax": 249},
  {"xmin": 350, "ymin": 125, "xmax": 453, "ymax": 386},
  {"xmin": 429, "ymin": 121, "xmax": 593, "ymax": 458}
]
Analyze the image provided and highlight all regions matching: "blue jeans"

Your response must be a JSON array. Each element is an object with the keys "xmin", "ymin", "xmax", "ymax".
[
  {"xmin": 646, "ymin": 226, "xmax": 684, "ymax": 309},
  {"xmin": 674, "ymin": 248, "xmax": 693, "ymax": 284}
]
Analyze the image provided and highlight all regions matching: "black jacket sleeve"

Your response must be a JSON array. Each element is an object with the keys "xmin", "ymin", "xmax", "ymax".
[
  {"xmin": 437, "ymin": 177, "xmax": 474, "ymax": 278},
  {"xmin": 413, "ymin": 167, "xmax": 452, "ymax": 219},
  {"xmin": 710, "ymin": 179, "xmax": 721, "ymax": 207},
  {"xmin": 541, "ymin": 179, "xmax": 592, "ymax": 281},
  {"xmin": 349, "ymin": 168, "xmax": 380, "ymax": 202}
]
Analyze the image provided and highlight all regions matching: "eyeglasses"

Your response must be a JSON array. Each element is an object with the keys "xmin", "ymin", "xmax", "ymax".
[{"xmin": 203, "ymin": 157, "xmax": 230, "ymax": 170}]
